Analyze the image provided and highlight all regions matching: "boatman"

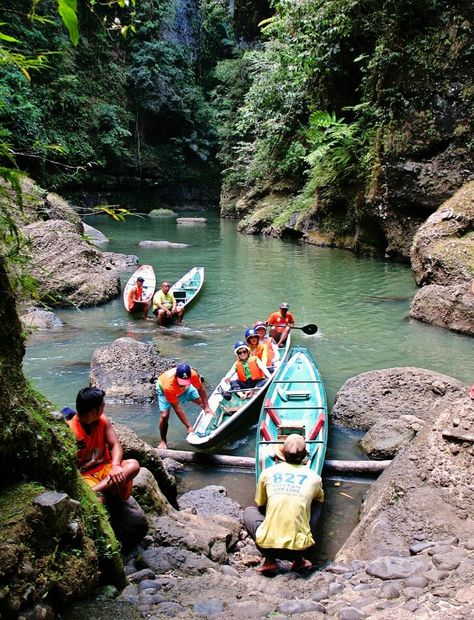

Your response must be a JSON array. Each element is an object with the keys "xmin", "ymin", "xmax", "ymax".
[
  {"xmin": 266, "ymin": 302, "xmax": 294, "ymax": 347},
  {"xmin": 244, "ymin": 434, "xmax": 324, "ymax": 574},
  {"xmin": 156, "ymin": 363, "xmax": 213, "ymax": 448},
  {"xmin": 152, "ymin": 281, "xmax": 184, "ymax": 326},
  {"xmin": 126, "ymin": 276, "xmax": 150, "ymax": 319},
  {"xmin": 67, "ymin": 387, "xmax": 140, "ymax": 502}
]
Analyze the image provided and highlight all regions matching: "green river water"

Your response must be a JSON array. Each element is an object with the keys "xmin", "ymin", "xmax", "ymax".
[{"xmin": 23, "ymin": 205, "xmax": 473, "ymax": 560}]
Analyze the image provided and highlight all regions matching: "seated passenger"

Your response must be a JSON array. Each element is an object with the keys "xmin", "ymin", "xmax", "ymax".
[
  {"xmin": 67, "ymin": 387, "xmax": 140, "ymax": 502},
  {"xmin": 254, "ymin": 321, "xmax": 279, "ymax": 371},
  {"xmin": 245, "ymin": 327, "xmax": 265, "ymax": 360},
  {"xmin": 126, "ymin": 276, "xmax": 150, "ymax": 319},
  {"xmin": 152, "ymin": 281, "xmax": 184, "ymax": 326},
  {"xmin": 221, "ymin": 341, "xmax": 272, "ymax": 399}
]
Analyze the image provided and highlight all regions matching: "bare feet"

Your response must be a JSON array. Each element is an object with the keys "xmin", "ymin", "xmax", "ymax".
[
  {"xmin": 290, "ymin": 558, "xmax": 312, "ymax": 572},
  {"xmin": 158, "ymin": 440, "xmax": 168, "ymax": 449},
  {"xmin": 186, "ymin": 425, "xmax": 194, "ymax": 434},
  {"xmin": 256, "ymin": 559, "xmax": 278, "ymax": 573}
]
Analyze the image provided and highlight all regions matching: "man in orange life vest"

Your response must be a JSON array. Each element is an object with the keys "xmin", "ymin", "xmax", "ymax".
[
  {"xmin": 221, "ymin": 341, "xmax": 272, "ymax": 399},
  {"xmin": 67, "ymin": 387, "xmax": 140, "ymax": 501},
  {"xmin": 126, "ymin": 276, "xmax": 150, "ymax": 319},
  {"xmin": 267, "ymin": 302, "xmax": 294, "ymax": 348},
  {"xmin": 156, "ymin": 363, "xmax": 213, "ymax": 449}
]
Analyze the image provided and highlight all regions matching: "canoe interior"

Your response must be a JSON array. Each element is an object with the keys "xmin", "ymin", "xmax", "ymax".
[
  {"xmin": 169, "ymin": 266, "xmax": 204, "ymax": 310},
  {"xmin": 255, "ymin": 345, "xmax": 328, "ymax": 480}
]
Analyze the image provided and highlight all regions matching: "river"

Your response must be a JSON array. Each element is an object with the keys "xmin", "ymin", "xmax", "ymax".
[{"xmin": 23, "ymin": 204, "xmax": 473, "ymax": 560}]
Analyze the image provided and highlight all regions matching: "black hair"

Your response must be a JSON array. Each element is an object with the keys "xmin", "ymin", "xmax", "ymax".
[
  {"xmin": 76, "ymin": 387, "xmax": 105, "ymax": 415},
  {"xmin": 284, "ymin": 452, "xmax": 306, "ymax": 465}
]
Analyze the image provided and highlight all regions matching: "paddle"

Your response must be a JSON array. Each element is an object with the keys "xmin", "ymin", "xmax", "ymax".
[{"xmin": 291, "ymin": 323, "xmax": 318, "ymax": 335}]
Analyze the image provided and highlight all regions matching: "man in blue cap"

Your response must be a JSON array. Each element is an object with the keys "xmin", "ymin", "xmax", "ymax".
[{"xmin": 156, "ymin": 363, "xmax": 212, "ymax": 448}]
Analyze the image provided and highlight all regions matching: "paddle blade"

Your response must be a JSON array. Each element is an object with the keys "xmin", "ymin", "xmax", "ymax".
[{"xmin": 301, "ymin": 323, "xmax": 318, "ymax": 335}]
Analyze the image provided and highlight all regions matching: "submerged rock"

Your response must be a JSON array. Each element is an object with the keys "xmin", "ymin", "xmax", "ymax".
[
  {"xmin": 148, "ymin": 208, "xmax": 177, "ymax": 218},
  {"xmin": 103, "ymin": 252, "xmax": 139, "ymax": 269},
  {"xmin": 176, "ymin": 217, "xmax": 207, "ymax": 224},
  {"xmin": 138, "ymin": 240, "xmax": 189, "ymax": 248},
  {"xmin": 83, "ymin": 223, "xmax": 109, "ymax": 245},
  {"xmin": 20, "ymin": 307, "xmax": 63, "ymax": 329}
]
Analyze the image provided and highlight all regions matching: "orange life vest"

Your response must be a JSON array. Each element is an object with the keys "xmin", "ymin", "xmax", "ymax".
[
  {"xmin": 249, "ymin": 342, "xmax": 265, "ymax": 360},
  {"xmin": 158, "ymin": 367, "xmax": 201, "ymax": 403},
  {"xmin": 67, "ymin": 415, "xmax": 111, "ymax": 474},
  {"xmin": 262, "ymin": 338, "xmax": 276, "ymax": 366},
  {"xmin": 236, "ymin": 356, "xmax": 266, "ymax": 382}
]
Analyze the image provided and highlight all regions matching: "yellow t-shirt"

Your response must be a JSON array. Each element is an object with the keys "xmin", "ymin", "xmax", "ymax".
[
  {"xmin": 255, "ymin": 462, "xmax": 324, "ymax": 550},
  {"xmin": 152, "ymin": 290, "xmax": 176, "ymax": 312}
]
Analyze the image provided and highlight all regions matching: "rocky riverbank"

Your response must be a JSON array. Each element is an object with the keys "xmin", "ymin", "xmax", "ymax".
[{"xmin": 60, "ymin": 378, "xmax": 474, "ymax": 620}]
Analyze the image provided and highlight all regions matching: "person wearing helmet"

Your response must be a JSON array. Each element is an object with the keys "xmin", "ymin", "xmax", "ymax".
[
  {"xmin": 245, "ymin": 327, "xmax": 265, "ymax": 360},
  {"xmin": 220, "ymin": 341, "xmax": 272, "ymax": 399},
  {"xmin": 254, "ymin": 321, "xmax": 280, "ymax": 371},
  {"xmin": 267, "ymin": 303, "xmax": 294, "ymax": 348}
]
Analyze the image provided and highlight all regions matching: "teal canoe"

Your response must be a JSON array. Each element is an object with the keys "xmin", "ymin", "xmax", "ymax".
[
  {"xmin": 255, "ymin": 345, "xmax": 328, "ymax": 480},
  {"xmin": 187, "ymin": 334, "xmax": 292, "ymax": 449},
  {"xmin": 169, "ymin": 266, "xmax": 204, "ymax": 311}
]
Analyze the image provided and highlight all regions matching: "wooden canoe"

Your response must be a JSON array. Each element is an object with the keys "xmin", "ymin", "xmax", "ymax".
[
  {"xmin": 255, "ymin": 345, "xmax": 328, "ymax": 480},
  {"xmin": 169, "ymin": 266, "xmax": 205, "ymax": 312},
  {"xmin": 187, "ymin": 334, "xmax": 292, "ymax": 449},
  {"xmin": 123, "ymin": 264, "xmax": 156, "ymax": 312}
]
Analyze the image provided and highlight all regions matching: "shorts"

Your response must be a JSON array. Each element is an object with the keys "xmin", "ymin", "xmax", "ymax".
[
  {"xmin": 156, "ymin": 384, "xmax": 199, "ymax": 411},
  {"xmin": 81, "ymin": 462, "xmax": 132, "ymax": 500}
]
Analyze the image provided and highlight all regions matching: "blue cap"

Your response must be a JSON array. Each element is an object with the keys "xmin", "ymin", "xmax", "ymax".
[
  {"xmin": 61, "ymin": 407, "xmax": 76, "ymax": 421},
  {"xmin": 176, "ymin": 363, "xmax": 192, "ymax": 379}
]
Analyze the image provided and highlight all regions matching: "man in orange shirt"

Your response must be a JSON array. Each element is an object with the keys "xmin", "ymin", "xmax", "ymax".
[
  {"xmin": 156, "ymin": 363, "xmax": 213, "ymax": 448},
  {"xmin": 67, "ymin": 387, "xmax": 140, "ymax": 502},
  {"xmin": 267, "ymin": 302, "xmax": 294, "ymax": 348},
  {"xmin": 126, "ymin": 276, "xmax": 150, "ymax": 318}
]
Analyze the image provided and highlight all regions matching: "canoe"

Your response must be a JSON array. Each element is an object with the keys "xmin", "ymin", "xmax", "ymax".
[
  {"xmin": 123, "ymin": 264, "xmax": 156, "ymax": 312},
  {"xmin": 169, "ymin": 266, "xmax": 204, "ymax": 312},
  {"xmin": 187, "ymin": 334, "xmax": 291, "ymax": 449},
  {"xmin": 255, "ymin": 345, "xmax": 328, "ymax": 481}
]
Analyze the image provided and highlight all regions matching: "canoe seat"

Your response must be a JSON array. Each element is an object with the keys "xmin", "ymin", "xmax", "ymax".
[
  {"xmin": 222, "ymin": 406, "xmax": 240, "ymax": 415},
  {"xmin": 286, "ymin": 390, "xmax": 310, "ymax": 400},
  {"xmin": 173, "ymin": 290, "xmax": 186, "ymax": 300},
  {"xmin": 277, "ymin": 423, "xmax": 305, "ymax": 439},
  {"xmin": 260, "ymin": 421, "xmax": 272, "ymax": 441}
]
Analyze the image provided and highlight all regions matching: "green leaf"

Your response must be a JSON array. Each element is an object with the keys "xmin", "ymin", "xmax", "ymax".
[
  {"xmin": 57, "ymin": 0, "xmax": 79, "ymax": 46},
  {"xmin": 0, "ymin": 32, "xmax": 20, "ymax": 43}
]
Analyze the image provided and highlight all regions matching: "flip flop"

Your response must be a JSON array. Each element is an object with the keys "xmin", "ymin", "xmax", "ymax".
[
  {"xmin": 256, "ymin": 562, "xmax": 278, "ymax": 574},
  {"xmin": 291, "ymin": 558, "xmax": 313, "ymax": 572}
]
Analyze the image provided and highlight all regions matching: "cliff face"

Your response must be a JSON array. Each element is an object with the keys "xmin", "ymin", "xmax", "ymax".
[{"xmin": 219, "ymin": 0, "xmax": 474, "ymax": 260}]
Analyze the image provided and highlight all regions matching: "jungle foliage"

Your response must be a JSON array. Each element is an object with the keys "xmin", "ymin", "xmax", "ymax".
[
  {"xmin": 212, "ymin": 0, "xmax": 474, "ymax": 218},
  {"xmin": 0, "ymin": 0, "xmax": 235, "ymax": 191}
]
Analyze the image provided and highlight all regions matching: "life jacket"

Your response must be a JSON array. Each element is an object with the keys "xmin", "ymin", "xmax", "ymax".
[
  {"xmin": 267, "ymin": 311, "xmax": 293, "ymax": 332},
  {"xmin": 158, "ymin": 367, "xmax": 201, "ymax": 403},
  {"xmin": 262, "ymin": 337, "xmax": 276, "ymax": 366},
  {"xmin": 67, "ymin": 415, "xmax": 111, "ymax": 474},
  {"xmin": 127, "ymin": 284, "xmax": 143, "ymax": 310},
  {"xmin": 236, "ymin": 356, "xmax": 266, "ymax": 382},
  {"xmin": 248, "ymin": 342, "xmax": 265, "ymax": 360}
]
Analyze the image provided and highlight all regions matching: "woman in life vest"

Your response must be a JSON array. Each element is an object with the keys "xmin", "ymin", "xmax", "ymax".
[
  {"xmin": 221, "ymin": 341, "xmax": 272, "ymax": 399},
  {"xmin": 245, "ymin": 327, "xmax": 265, "ymax": 360},
  {"xmin": 253, "ymin": 321, "xmax": 280, "ymax": 372}
]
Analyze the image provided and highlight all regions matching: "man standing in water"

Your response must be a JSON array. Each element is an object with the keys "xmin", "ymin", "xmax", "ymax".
[
  {"xmin": 244, "ymin": 434, "xmax": 324, "ymax": 574},
  {"xmin": 156, "ymin": 363, "xmax": 213, "ymax": 448},
  {"xmin": 267, "ymin": 302, "xmax": 294, "ymax": 347}
]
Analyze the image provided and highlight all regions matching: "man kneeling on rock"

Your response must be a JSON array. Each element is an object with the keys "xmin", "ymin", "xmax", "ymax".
[
  {"xmin": 67, "ymin": 387, "xmax": 140, "ymax": 502},
  {"xmin": 244, "ymin": 434, "xmax": 324, "ymax": 574}
]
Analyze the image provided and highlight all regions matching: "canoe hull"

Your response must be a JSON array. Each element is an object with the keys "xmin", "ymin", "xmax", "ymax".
[
  {"xmin": 255, "ymin": 345, "xmax": 328, "ymax": 480},
  {"xmin": 187, "ymin": 334, "xmax": 292, "ymax": 449},
  {"xmin": 169, "ymin": 266, "xmax": 204, "ymax": 312},
  {"xmin": 123, "ymin": 264, "xmax": 156, "ymax": 312}
]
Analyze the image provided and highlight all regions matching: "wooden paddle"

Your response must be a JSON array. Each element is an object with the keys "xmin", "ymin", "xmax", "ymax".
[{"xmin": 291, "ymin": 323, "xmax": 318, "ymax": 335}]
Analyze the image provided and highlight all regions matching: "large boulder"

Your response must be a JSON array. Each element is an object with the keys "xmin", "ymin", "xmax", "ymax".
[
  {"xmin": 90, "ymin": 337, "xmax": 173, "ymax": 403},
  {"xmin": 336, "ymin": 389, "xmax": 474, "ymax": 562},
  {"xmin": 23, "ymin": 219, "xmax": 120, "ymax": 307},
  {"xmin": 409, "ymin": 282, "xmax": 474, "ymax": 336},
  {"xmin": 332, "ymin": 367, "xmax": 466, "ymax": 431},
  {"xmin": 410, "ymin": 181, "xmax": 474, "ymax": 287},
  {"xmin": 20, "ymin": 307, "xmax": 63, "ymax": 329}
]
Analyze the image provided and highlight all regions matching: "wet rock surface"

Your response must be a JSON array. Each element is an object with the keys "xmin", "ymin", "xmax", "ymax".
[
  {"xmin": 20, "ymin": 307, "xmax": 64, "ymax": 329},
  {"xmin": 90, "ymin": 337, "xmax": 174, "ymax": 403}
]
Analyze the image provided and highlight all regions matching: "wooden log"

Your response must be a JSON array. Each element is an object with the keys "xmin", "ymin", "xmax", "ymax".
[{"xmin": 157, "ymin": 448, "xmax": 390, "ymax": 474}]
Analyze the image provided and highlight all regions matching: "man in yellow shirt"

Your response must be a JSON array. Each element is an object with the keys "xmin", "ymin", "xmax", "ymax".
[
  {"xmin": 244, "ymin": 434, "xmax": 324, "ymax": 573},
  {"xmin": 152, "ymin": 281, "xmax": 184, "ymax": 326}
]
